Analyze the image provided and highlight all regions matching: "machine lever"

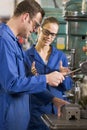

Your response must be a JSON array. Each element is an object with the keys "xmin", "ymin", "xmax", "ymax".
[
  {"xmin": 66, "ymin": 61, "xmax": 87, "ymax": 76},
  {"xmin": 66, "ymin": 68, "xmax": 81, "ymax": 76}
]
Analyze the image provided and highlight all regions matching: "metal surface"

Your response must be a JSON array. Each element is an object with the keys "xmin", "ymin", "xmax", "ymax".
[
  {"xmin": 81, "ymin": 109, "xmax": 87, "ymax": 119},
  {"xmin": 63, "ymin": 0, "xmax": 87, "ymax": 68},
  {"xmin": 61, "ymin": 104, "xmax": 80, "ymax": 120},
  {"xmin": 41, "ymin": 114, "xmax": 87, "ymax": 130},
  {"xmin": 63, "ymin": 0, "xmax": 87, "ymax": 17},
  {"xmin": 65, "ymin": 60, "xmax": 87, "ymax": 76}
]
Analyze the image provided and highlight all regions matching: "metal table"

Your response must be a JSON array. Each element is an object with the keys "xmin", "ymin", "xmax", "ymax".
[{"xmin": 41, "ymin": 114, "xmax": 87, "ymax": 130}]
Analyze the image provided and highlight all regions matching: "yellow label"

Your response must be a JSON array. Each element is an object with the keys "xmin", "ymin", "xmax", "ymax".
[{"xmin": 57, "ymin": 43, "xmax": 65, "ymax": 50}]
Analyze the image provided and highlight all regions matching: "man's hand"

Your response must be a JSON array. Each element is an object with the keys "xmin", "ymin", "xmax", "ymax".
[
  {"xmin": 59, "ymin": 61, "xmax": 70, "ymax": 76},
  {"xmin": 31, "ymin": 61, "xmax": 65, "ymax": 86},
  {"xmin": 52, "ymin": 97, "xmax": 69, "ymax": 117},
  {"xmin": 46, "ymin": 71, "xmax": 65, "ymax": 86}
]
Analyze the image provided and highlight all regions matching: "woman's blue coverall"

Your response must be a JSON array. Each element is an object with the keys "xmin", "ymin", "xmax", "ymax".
[{"xmin": 25, "ymin": 45, "xmax": 73, "ymax": 130}]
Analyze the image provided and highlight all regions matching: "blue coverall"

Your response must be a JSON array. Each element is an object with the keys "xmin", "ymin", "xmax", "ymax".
[
  {"xmin": 25, "ymin": 45, "xmax": 73, "ymax": 130},
  {"xmin": 0, "ymin": 23, "xmax": 49, "ymax": 130}
]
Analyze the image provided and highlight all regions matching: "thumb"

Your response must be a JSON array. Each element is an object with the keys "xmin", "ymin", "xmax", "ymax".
[
  {"xmin": 59, "ymin": 61, "xmax": 63, "ymax": 70},
  {"xmin": 32, "ymin": 61, "xmax": 35, "ymax": 68}
]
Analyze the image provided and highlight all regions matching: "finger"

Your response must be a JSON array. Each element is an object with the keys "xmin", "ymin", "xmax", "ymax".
[
  {"xmin": 32, "ymin": 69, "xmax": 37, "ymax": 73},
  {"xmin": 31, "ymin": 62, "xmax": 39, "ymax": 76},
  {"xmin": 58, "ymin": 106, "xmax": 61, "ymax": 117},
  {"xmin": 59, "ymin": 61, "xmax": 63, "ymax": 69},
  {"xmin": 32, "ymin": 61, "xmax": 35, "ymax": 68}
]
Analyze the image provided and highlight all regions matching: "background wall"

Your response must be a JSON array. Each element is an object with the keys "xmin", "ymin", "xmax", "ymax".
[{"xmin": 0, "ymin": 0, "xmax": 23, "ymax": 17}]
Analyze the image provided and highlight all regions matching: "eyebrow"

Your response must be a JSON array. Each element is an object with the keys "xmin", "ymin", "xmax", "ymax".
[{"xmin": 43, "ymin": 28, "xmax": 58, "ymax": 35}]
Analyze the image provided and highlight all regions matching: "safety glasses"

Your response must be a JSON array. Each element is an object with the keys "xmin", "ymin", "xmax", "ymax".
[{"xmin": 42, "ymin": 28, "xmax": 58, "ymax": 38}]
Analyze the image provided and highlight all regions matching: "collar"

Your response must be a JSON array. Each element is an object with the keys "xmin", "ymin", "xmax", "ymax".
[
  {"xmin": 29, "ymin": 44, "xmax": 58, "ymax": 57},
  {"xmin": 0, "ymin": 23, "xmax": 18, "ymax": 42}
]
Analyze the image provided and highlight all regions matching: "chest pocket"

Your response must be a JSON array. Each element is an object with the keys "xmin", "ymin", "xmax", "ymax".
[{"xmin": 16, "ymin": 54, "xmax": 25, "ymax": 76}]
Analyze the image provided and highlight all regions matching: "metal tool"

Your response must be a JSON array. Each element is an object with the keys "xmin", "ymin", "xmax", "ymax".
[{"xmin": 66, "ymin": 61, "xmax": 87, "ymax": 76}]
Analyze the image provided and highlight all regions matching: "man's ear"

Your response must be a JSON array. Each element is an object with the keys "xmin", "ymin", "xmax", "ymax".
[{"xmin": 22, "ymin": 13, "xmax": 30, "ymax": 23}]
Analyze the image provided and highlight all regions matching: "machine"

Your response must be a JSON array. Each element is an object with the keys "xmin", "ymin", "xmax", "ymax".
[
  {"xmin": 41, "ymin": 60, "xmax": 87, "ymax": 130},
  {"xmin": 63, "ymin": 0, "xmax": 87, "ymax": 69},
  {"xmin": 63, "ymin": 0, "xmax": 87, "ymax": 117}
]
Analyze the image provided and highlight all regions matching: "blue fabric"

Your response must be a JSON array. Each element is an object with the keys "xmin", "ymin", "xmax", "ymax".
[
  {"xmin": 25, "ymin": 45, "xmax": 73, "ymax": 130},
  {"xmin": 0, "ymin": 23, "xmax": 47, "ymax": 130}
]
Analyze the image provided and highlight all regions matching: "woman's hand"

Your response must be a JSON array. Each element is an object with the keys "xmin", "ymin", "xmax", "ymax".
[
  {"xmin": 59, "ymin": 61, "xmax": 70, "ymax": 76},
  {"xmin": 31, "ymin": 61, "xmax": 38, "ymax": 76}
]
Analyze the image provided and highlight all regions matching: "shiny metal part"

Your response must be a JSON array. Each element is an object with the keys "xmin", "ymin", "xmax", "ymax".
[{"xmin": 61, "ymin": 104, "xmax": 80, "ymax": 120}]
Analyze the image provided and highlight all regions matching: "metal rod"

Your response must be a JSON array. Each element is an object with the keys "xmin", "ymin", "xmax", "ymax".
[{"xmin": 66, "ymin": 68, "xmax": 81, "ymax": 76}]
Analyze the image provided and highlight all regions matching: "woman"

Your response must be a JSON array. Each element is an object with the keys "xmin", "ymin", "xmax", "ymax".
[{"xmin": 25, "ymin": 17, "xmax": 73, "ymax": 130}]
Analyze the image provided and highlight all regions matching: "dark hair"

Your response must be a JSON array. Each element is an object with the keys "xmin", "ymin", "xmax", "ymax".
[
  {"xmin": 41, "ymin": 17, "xmax": 59, "ymax": 28},
  {"xmin": 14, "ymin": 0, "xmax": 45, "ymax": 19}
]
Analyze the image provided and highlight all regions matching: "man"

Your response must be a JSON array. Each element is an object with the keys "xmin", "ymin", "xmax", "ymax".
[{"xmin": 0, "ymin": 1, "xmax": 67, "ymax": 130}]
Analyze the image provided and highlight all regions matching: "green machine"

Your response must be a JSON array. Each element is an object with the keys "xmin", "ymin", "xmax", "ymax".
[{"xmin": 63, "ymin": 0, "xmax": 87, "ymax": 69}]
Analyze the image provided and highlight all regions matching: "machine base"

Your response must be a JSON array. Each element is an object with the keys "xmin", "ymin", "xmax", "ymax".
[{"xmin": 41, "ymin": 114, "xmax": 87, "ymax": 130}]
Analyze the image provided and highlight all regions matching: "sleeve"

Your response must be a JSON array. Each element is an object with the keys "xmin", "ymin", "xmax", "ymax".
[
  {"xmin": 60, "ymin": 76, "xmax": 74, "ymax": 91},
  {"xmin": 31, "ymin": 90, "xmax": 55, "ymax": 105},
  {"xmin": 0, "ymin": 38, "xmax": 46, "ymax": 94}
]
